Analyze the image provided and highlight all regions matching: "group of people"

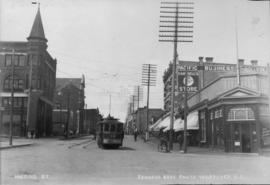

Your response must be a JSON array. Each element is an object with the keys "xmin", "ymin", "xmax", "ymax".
[{"xmin": 132, "ymin": 127, "xmax": 185, "ymax": 151}]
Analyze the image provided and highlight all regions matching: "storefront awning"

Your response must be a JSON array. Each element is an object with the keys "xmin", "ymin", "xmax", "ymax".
[
  {"xmin": 150, "ymin": 115, "xmax": 171, "ymax": 131},
  {"xmin": 163, "ymin": 111, "xmax": 199, "ymax": 132}
]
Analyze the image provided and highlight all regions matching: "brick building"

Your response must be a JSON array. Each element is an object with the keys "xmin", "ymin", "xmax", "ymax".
[
  {"xmin": 52, "ymin": 77, "xmax": 85, "ymax": 136},
  {"xmin": 132, "ymin": 107, "xmax": 164, "ymax": 134},
  {"xmin": 83, "ymin": 109, "xmax": 102, "ymax": 135},
  {"xmin": 0, "ymin": 8, "xmax": 57, "ymax": 137}
]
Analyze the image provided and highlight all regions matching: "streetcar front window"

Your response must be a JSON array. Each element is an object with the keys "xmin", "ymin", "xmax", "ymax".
[
  {"xmin": 110, "ymin": 124, "xmax": 116, "ymax": 132},
  {"xmin": 117, "ymin": 124, "xmax": 122, "ymax": 132},
  {"xmin": 104, "ymin": 124, "xmax": 109, "ymax": 132}
]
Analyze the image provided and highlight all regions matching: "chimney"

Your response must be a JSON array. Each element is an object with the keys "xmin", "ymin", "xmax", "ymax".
[
  {"xmin": 238, "ymin": 59, "xmax": 244, "ymax": 66},
  {"xmin": 251, "ymin": 60, "xmax": 258, "ymax": 66},
  {"xmin": 205, "ymin": 57, "xmax": 213, "ymax": 63},
  {"xmin": 198, "ymin": 56, "xmax": 204, "ymax": 62}
]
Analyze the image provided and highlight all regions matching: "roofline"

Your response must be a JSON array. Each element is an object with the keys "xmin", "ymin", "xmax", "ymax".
[{"xmin": 188, "ymin": 73, "xmax": 267, "ymax": 100}]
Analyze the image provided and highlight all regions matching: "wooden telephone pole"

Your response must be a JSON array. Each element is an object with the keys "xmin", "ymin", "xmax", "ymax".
[
  {"xmin": 142, "ymin": 64, "xmax": 157, "ymax": 141},
  {"xmin": 159, "ymin": 1, "xmax": 194, "ymax": 151}
]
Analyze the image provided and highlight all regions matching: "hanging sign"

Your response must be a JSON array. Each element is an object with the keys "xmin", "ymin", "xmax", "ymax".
[{"xmin": 178, "ymin": 71, "xmax": 199, "ymax": 92}]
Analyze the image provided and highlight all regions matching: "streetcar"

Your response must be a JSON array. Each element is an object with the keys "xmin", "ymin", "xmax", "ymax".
[{"xmin": 96, "ymin": 115, "xmax": 124, "ymax": 148}]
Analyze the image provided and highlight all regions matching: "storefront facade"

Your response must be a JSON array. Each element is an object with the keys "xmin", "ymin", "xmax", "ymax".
[{"xmin": 189, "ymin": 74, "xmax": 270, "ymax": 153}]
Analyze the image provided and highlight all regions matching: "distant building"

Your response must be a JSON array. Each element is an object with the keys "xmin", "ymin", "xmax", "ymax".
[
  {"xmin": 83, "ymin": 109, "xmax": 102, "ymax": 135},
  {"xmin": 133, "ymin": 107, "xmax": 164, "ymax": 134},
  {"xmin": 52, "ymin": 77, "xmax": 85, "ymax": 136},
  {"xmin": 0, "ymin": 8, "xmax": 57, "ymax": 137}
]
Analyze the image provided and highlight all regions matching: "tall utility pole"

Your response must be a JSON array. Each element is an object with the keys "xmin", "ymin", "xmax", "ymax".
[
  {"xmin": 9, "ymin": 49, "xmax": 15, "ymax": 146},
  {"xmin": 134, "ymin": 85, "xmax": 143, "ymax": 111},
  {"xmin": 66, "ymin": 90, "xmax": 70, "ymax": 138},
  {"xmin": 109, "ymin": 94, "xmax": 112, "ymax": 115},
  {"xmin": 159, "ymin": 1, "xmax": 194, "ymax": 151},
  {"xmin": 234, "ymin": 6, "xmax": 241, "ymax": 86},
  {"xmin": 142, "ymin": 64, "xmax": 157, "ymax": 141}
]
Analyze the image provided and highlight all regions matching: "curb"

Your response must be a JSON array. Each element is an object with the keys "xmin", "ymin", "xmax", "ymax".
[
  {"xmin": 146, "ymin": 140, "xmax": 265, "ymax": 157},
  {"xmin": 0, "ymin": 143, "xmax": 33, "ymax": 150}
]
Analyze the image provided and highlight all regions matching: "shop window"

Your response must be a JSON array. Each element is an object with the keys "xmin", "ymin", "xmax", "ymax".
[
  {"xmin": 200, "ymin": 111, "xmax": 205, "ymax": 119},
  {"xmin": 227, "ymin": 107, "xmax": 255, "ymax": 121},
  {"xmin": 219, "ymin": 109, "xmax": 223, "ymax": 117},
  {"xmin": 210, "ymin": 111, "xmax": 214, "ymax": 120},
  {"xmin": 215, "ymin": 110, "xmax": 219, "ymax": 119}
]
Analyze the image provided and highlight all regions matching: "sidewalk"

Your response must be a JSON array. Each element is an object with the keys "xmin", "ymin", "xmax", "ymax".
[
  {"xmin": 145, "ymin": 136, "xmax": 270, "ymax": 156},
  {"xmin": 0, "ymin": 137, "xmax": 34, "ymax": 150}
]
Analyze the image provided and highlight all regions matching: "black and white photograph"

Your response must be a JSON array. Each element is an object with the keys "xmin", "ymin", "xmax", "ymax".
[{"xmin": 0, "ymin": 0, "xmax": 270, "ymax": 184}]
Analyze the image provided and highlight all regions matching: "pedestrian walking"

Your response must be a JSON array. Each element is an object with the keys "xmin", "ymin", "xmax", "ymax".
[{"xmin": 134, "ymin": 127, "xmax": 138, "ymax": 142}]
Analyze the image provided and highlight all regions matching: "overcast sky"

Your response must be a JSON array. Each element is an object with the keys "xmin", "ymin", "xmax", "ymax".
[{"xmin": 0, "ymin": 0, "xmax": 269, "ymax": 121}]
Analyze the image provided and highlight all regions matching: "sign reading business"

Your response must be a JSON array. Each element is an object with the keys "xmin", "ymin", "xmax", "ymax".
[{"xmin": 178, "ymin": 71, "xmax": 199, "ymax": 92}]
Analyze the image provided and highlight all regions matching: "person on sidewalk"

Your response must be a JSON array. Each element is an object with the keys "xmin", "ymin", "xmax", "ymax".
[
  {"xmin": 177, "ymin": 133, "xmax": 183, "ymax": 151},
  {"xmin": 134, "ymin": 127, "xmax": 138, "ymax": 142}
]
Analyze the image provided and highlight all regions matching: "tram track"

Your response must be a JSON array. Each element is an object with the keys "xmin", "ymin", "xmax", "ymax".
[{"xmin": 68, "ymin": 139, "xmax": 95, "ymax": 149}]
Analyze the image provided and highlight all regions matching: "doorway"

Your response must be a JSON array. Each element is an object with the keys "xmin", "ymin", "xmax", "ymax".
[{"xmin": 225, "ymin": 122, "xmax": 257, "ymax": 153}]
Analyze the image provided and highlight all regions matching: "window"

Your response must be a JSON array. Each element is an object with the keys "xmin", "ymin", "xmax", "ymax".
[
  {"xmin": 219, "ymin": 109, "xmax": 223, "ymax": 117},
  {"xmin": 104, "ymin": 124, "xmax": 109, "ymax": 132},
  {"xmin": 227, "ymin": 107, "xmax": 255, "ymax": 121},
  {"xmin": 214, "ymin": 109, "xmax": 223, "ymax": 119},
  {"xmin": 5, "ymin": 55, "xmax": 12, "ymax": 66},
  {"xmin": 200, "ymin": 111, "xmax": 205, "ymax": 119},
  {"xmin": 3, "ymin": 76, "xmax": 24, "ymax": 90},
  {"xmin": 2, "ymin": 97, "xmax": 22, "ymax": 107},
  {"xmin": 215, "ymin": 110, "xmax": 219, "ymax": 119},
  {"xmin": 117, "ymin": 124, "xmax": 122, "ymax": 132},
  {"xmin": 210, "ymin": 111, "xmax": 214, "ymax": 120},
  {"xmin": 111, "ymin": 124, "xmax": 116, "ymax": 132},
  {"xmin": 19, "ymin": 55, "xmax": 25, "ymax": 66},
  {"xmin": 2, "ymin": 98, "xmax": 10, "ymax": 106},
  {"xmin": 23, "ymin": 98, "xmax": 28, "ymax": 108},
  {"xmin": 14, "ymin": 55, "xmax": 19, "ymax": 66}
]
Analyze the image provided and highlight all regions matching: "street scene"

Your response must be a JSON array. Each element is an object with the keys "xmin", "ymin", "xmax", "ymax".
[
  {"xmin": 2, "ymin": 136, "xmax": 270, "ymax": 185},
  {"xmin": 1, "ymin": 0, "xmax": 270, "ymax": 184}
]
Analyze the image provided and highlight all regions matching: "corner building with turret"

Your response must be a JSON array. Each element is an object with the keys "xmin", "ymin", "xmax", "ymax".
[{"xmin": 0, "ymin": 8, "xmax": 57, "ymax": 137}]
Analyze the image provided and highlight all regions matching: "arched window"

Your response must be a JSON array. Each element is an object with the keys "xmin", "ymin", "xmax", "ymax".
[
  {"xmin": 227, "ymin": 106, "xmax": 255, "ymax": 121},
  {"xmin": 3, "ymin": 75, "xmax": 24, "ymax": 90}
]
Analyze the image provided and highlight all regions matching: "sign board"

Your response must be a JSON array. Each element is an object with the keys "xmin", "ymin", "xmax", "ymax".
[
  {"xmin": 177, "ymin": 64, "xmax": 235, "ymax": 71},
  {"xmin": 177, "ymin": 63, "xmax": 268, "ymax": 73},
  {"xmin": 178, "ymin": 71, "xmax": 199, "ymax": 92}
]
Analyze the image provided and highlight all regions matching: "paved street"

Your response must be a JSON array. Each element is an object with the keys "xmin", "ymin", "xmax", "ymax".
[{"xmin": 1, "ymin": 135, "xmax": 270, "ymax": 185}]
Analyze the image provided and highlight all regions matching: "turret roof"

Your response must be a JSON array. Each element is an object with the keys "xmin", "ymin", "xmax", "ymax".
[{"xmin": 27, "ymin": 8, "xmax": 47, "ymax": 42}]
